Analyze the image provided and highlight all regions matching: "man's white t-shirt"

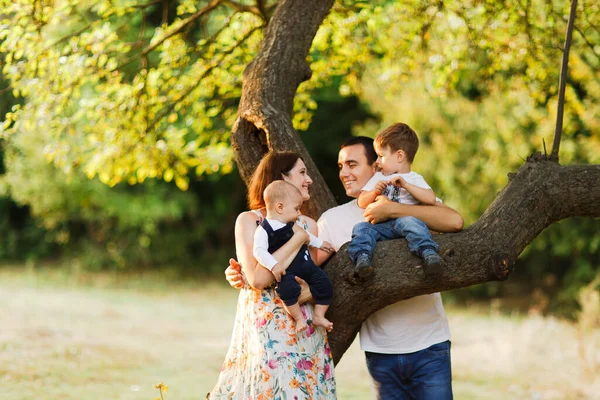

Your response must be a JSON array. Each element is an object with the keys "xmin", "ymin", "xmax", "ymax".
[
  {"xmin": 317, "ymin": 199, "xmax": 450, "ymax": 354},
  {"xmin": 362, "ymin": 171, "xmax": 431, "ymax": 205}
]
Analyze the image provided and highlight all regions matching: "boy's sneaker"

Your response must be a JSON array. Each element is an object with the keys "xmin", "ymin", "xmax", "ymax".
[
  {"xmin": 354, "ymin": 254, "xmax": 374, "ymax": 280},
  {"xmin": 422, "ymin": 249, "xmax": 444, "ymax": 277}
]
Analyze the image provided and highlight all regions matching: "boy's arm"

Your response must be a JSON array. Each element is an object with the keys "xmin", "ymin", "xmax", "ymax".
[
  {"xmin": 358, "ymin": 181, "xmax": 388, "ymax": 208},
  {"xmin": 391, "ymin": 176, "xmax": 436, "ymax": 205},
  {"xmin": 358, "ymin": 190, "xmax": 380, "ymax": 209},
  {"xmin": 403, "ymin": 181, "xmax": 436, "ymax": 205}
]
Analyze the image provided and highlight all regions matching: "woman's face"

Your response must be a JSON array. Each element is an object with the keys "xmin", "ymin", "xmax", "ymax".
[{"xmin": 282, "ymin": 158, "xmax": 312, "ymax": 201}]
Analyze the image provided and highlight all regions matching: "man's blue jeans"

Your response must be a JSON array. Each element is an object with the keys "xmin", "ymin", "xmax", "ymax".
[
  {"xmin": 349, "ymin": 216, "xmax": 438, "ymax": 263},
  {"xmin": 365, "ymin": 341, "xmax": 453, "ymax": 400}
]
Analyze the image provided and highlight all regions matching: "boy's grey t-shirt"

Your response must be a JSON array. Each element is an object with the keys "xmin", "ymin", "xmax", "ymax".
[
  {"xmin": 317, "ymin": 199, "xmax": 451, "ymax": 354},
  {"xmin": 361, "ymin": 171, "xmax": 431, "ymax": 204}
]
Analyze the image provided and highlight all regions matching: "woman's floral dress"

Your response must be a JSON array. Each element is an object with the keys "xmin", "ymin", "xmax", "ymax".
[{"xmin": 209, "ymin": 213, "xmax": 336, "ymax": 399}]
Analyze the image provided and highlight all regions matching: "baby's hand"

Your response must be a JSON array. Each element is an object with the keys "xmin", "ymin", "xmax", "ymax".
[
  {"xmin": 391, "ymin": 176, "xmax": 406, "ymax": 188},
  {"xmin": 292, "ymin": 223, "xmax": 310, "ymax": 244},
  {"xmin": 375, "ymin": 180, "xmax": 388, "ymax": 194},
  {"xmin": 320, "ymin": 241, "xmax": 335, "ymax": 253},
  {"xmin": 272, "ymin": 264, "xmax": 286, "ymax": 282}
]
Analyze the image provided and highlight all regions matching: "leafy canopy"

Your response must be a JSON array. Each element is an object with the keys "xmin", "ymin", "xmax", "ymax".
[{"xmin": 0, "ymin": 0, "xmax": 598, "ymax": 192}]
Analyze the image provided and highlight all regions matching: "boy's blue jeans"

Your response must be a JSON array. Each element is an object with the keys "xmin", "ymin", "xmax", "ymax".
[
  {"xmin": 349, "ymin": 216, "xmax": 438, "ymax": 263},
  {"xmin": 365, "ymin": 341, "xmax": 453, "ymax": 400}
]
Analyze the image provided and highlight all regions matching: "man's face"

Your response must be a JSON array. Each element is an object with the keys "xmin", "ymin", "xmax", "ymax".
[{"xmin": 338, "ymin": 144, "xmax": 377, "ymax": 199}]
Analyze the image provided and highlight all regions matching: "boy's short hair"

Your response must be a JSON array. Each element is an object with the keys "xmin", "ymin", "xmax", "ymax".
[
  {"xmin": 263, "ymin": 181, "xmax": 302, "ymax": 207},
  {"xmin": 340, "ymin": 136, "xmax": 377, "ymax": 166},
  {"xmin": 375, "ymin": 123, "xmax": 419, "ymax": 163}
]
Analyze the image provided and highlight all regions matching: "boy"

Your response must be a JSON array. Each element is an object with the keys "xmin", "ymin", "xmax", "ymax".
[
  {"xmin": 348, "ymin": 123, "xmax": 444, "ymax": 279},
  {"xmin": 253, "ymin": 180, "xmax": 335, "ymax": 332}
]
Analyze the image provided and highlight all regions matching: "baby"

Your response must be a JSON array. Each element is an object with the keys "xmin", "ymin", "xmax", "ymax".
[{"xmin": 253, "ymin": 180, "xmax": 335, "ymax": 332}]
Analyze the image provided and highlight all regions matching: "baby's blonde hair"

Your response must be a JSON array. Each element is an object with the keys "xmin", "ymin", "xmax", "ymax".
[{"xmin": 263, "ymin": 181, "xmax": 302, "ymax": 208}]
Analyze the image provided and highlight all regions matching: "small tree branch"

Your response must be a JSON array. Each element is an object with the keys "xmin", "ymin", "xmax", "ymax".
[
  {"xmin": 551, "ymin": 0, "xmax": 577, "ymax": 161},
  {"xmin": 223, "ymin": 0, "xmax": 262, "ymax": 17},
  {"xmin": 115, "ymin": 0, "xmax": 224, "ymax": 70},
  {"xmin": 147, "ymin": 25, "xmax": 262, "ymax": 134},
  {"xmin": 0, "ymin": 85, "xmax": 14, "ymax": 95},
  {"xmin": 130, "ymin": 0, "xmax": 162, "ymax": 9},
  {"xmin": 574, "ymin": 25, "xmax": 600, "ymax": 62}
]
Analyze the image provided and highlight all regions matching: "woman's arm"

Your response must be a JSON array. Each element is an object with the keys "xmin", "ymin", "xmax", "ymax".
[
  {"xmin": 363, "ymin": 196, "xmax": 464, "ymax": 233},
  {"xmin": 235, "ymin": 212, "xmax": 308, "ymax": 290},
  {"xmin": 225, "ymin": 259, "xmax": 312, "ymax": 304}
]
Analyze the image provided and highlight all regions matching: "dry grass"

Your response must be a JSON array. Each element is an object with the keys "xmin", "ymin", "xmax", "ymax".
[{"xmin": 0, "ymin": 267, "xmax": 598, "ymax": 400}]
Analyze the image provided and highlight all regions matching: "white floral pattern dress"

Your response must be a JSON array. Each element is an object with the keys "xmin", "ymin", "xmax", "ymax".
[{"xmin": 209, "ymin": 212, "xmax": 336, "ymax": 400}]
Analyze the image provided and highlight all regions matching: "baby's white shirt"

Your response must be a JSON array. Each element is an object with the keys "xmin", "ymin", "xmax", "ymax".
[{"xmin": 253, "ymin": 218, "xmax": 322, "ymax": 271}]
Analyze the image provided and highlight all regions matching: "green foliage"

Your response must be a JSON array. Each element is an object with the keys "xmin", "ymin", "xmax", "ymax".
[
  {"xmin": 1, "ymin": 0, "xmax": 264, "ymax": 188},
  {"xmin": 0, "ymin": 118, "xmax": 243, "ymax": 269},
  {"xmin": 2, "ymin": 0, "xmax": 597, "ymax": 188}
]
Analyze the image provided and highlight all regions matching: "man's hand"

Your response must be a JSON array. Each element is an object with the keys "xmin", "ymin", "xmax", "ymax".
[
  {"xmin": 374, "ymin": 180, "xmax": 388, "ymax": 194},
  {"xmin": 225, "ymin": 258, "xmax": 245, "ymax": 289},
  {"xmin": 391, "ymin": 176, "xmax": 406, "ymax": 188},
  {"xmin": 363, "ymin": 195, "xmax": 393, "ymax": 224},
  {"xmin": 272, "ymin": 264, "xmax": 286, "ymax": 282},
  {"xmin": 292, "ymin": 223, "xmax": 310, "ymax": 244},
  {"xmin": 320, "ymin": 241, "xmax": 335, "ymax": 253}
]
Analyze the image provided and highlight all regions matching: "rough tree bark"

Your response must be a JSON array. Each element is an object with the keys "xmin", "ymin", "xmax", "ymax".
[{"xmin": 230, "ymin": 0, "xmax": 600, "ymax": 364}]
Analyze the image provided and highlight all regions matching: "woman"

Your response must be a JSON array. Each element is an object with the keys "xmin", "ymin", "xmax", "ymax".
[{"xmin": 208, "ymin": 151, "xmax": 336, "ymax": 399}]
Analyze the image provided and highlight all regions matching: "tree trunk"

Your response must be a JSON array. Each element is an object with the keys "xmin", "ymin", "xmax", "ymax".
[
  {"xmin": 230, "ymin": 0, "xmax": 337, "ymax": 218},
  {"xmin": 229, "ymin": 0, "xmax": 600, "ymax": 365}
]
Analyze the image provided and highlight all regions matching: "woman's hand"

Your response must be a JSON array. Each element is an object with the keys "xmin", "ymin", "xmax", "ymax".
[
  {"xmin": 225, "ymin": 258, "xmax": 245, "ymax": 289},
  {"xmin": 296, "ymin": 276, "xmax": 313, "ymax": 304},
  {"xmin": 363, "ymin": 195, "xmax": 393, "ymax": 224}
]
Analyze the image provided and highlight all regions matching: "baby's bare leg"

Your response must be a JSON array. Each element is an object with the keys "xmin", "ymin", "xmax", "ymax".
[
  {"xmin": 284, "ymin": 302, "xmax": 307, "ymax": 333},
  {"xmin": 313, "ymin": 304, "xmax": 333, "ymax": 332}
]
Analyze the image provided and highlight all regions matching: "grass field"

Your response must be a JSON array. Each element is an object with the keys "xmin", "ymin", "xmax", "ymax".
[{"xmin": 1, "ymin": 267, "xmax": 598, "ymax": 400}]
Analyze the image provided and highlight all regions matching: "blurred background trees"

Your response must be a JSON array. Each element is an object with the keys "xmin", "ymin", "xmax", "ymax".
[{"xmin": 0, "ymin": 0, "xmax": 598, "ymax": 316}]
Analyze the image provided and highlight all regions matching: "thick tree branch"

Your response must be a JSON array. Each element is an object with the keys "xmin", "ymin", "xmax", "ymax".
[
  {"xmin": 231, "ymin": 0, "xmax": 337, "ymax": 219},
  {"xmin": 551, "ymin": 0, "xmax": 577, "ymax": 160},
  {"xmin": 324, "ymin": 159, "xmax": 600, "ymax": 364}
]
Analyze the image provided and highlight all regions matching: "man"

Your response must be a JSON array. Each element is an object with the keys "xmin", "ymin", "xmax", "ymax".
[
  {"xmin": 226, "ymin": 135, "xmax": 463, "ymax": 399},
  {"xmin": 316, "ymin": 136, "xmax": 462, "ymax": 400}
]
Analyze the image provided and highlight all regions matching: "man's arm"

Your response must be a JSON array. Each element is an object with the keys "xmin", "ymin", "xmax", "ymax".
[{"xmin": 363, "ymin": 195, "xmax": 464, "ymax": 233}]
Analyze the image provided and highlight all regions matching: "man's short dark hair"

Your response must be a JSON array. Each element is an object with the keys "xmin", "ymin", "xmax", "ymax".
[{"xmin": 340, "ymin": 136, "xmax": 377, "ymax": 166}]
